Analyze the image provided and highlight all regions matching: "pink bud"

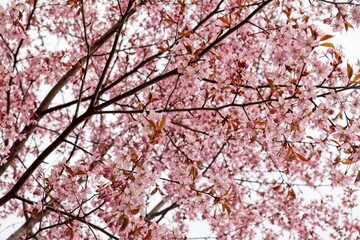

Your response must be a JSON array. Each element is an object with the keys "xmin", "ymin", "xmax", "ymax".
[
  {"xmin": 246, "ymin": 121, "xmax": 254, "ymax": 128},
  {"xmin": 142, "ymin": 135, "xmax": 149, "ymax": 143},
  {"xmin": 33, "ymin": 188, "xmax": 42, "ymax": 196},
  {"xmin": 323, "ymin": 18, "xmax": 331, "ymax": 25},
  {"xmin": 327, "ymin": 48, "xmax": 334, "ymax": 54}
]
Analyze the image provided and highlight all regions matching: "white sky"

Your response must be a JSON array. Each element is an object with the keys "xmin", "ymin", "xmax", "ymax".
[{"xmin": 335, "ymin": 29, "xmax": 360, "ymax": 63}]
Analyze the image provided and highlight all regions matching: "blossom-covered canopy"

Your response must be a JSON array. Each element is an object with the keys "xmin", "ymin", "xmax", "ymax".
[{"xmin": 1, "ymin": 0, "xmax": 360, "ymax": 239}]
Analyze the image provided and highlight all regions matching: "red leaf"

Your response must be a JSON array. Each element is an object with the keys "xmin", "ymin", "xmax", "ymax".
[
  {"xmin": 222, "ymin": 202, "xmax": 232, "ymax": 214},
  {"xmin": 164, "ymin": 14, "xmax": 176, "ymax": 24},
  {"xmin": 294, "ymin": 152, "xmax": 310, "ymax": 162},
  {"xmin": 145, "ymin": 117, "xmax": 157, "ymax": 129},
  {"xmin": 347, "ymin": 63, "xmax": 353, "ymax": 80},
  {"xmin": 218, "ymin": 17, "xmax": 229, "ymax": 25},
  {"xmin": 288, "ymin": 188, "xmax": 296, "ymax": 200},
  {"xmin": 159, "ymin": 115, "xmax": 166, "ymax": 130},
  {"xmin": 64, "ymin": 165, "xmax": 75, "ymax": 177},
  {"xmin": 118, "ymin": 215, "xmax": 129, "ymax": 231},
  {"xmin": 75, "ymin": 169, "xmax": 87, "ymax": 175},
  {"xmin": 150, "ymin": 187, "xmax": 157, "ymax": 195},
  {"xmin": 284, "ymin": 147, "xmax": 294, "ymax": 161},
  {"xmin": 352, "ymin": 73, "xmax": 360, "ymax": 83},
  {"xmin": 130, "ymin": 207, "xmax": 140, "ymax": 215},
  {"xmin": 143, "ymin": 231, "xmax": 152, "ymax": 240},
  {"xmin": 355, "ymin": 171, "xmax": 360, "ymax": 183},
  {"xmin": 345, "ymin": 21, "xmax": 354, "ymax": 31},
  {"xmin": 320, "ymin": 42, "xmax": 335, "ymax": 48},
  {"xmin": 65, "ymin": 227, "xmax": 73, "ymax": 237},
  {"xmin": 272, "ymin": 185, "xmax": 282, "ymax": 191},
  {"xmin": 184, "ymin": 44, "xmax": 194, "ymax": 54},
  {"xmin": 319, "ymin": 34, "xmax": 334, "ymax": 41},
  {"xmin": 267, "ymin": 78, "xmax": 274, "ymax": 90},
  {"xmin": 341, "ymin": 158, "xmax": 353, "ymax": 165}
]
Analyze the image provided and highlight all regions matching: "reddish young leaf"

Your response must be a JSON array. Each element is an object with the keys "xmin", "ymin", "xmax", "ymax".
[
  {"xmin": 342, "ymin": 158, "xmax": 353, "ymax": 165},
  {"xmin": 143, "ymin": 231, "xmax": 152, "ymax": 240},
  {"xmin": 65, "ymin": 227, "xmax": 74, "ymax": 238},
  {"xmin": 164, "ymin": 14, "xmax": 176, "ymax": 24},
  {"xmin": 145, "ymin": 117, "xmax": 157, "ymax": 129},
  {"xmin": 347, "ymin": 63, "xmax": 353, "ymax": 80},
  {"xmin": 352, "ymin": 73, "xmax": 360, "ymax": 83},
  {"xmin": 272, "ymin": 185, "xmax": 282, "ymax": 191},
  {"xmin": 320, "ymin": 42, "xmax": 335, "ymax": 48},
  {"xmin": 288, "ymin": 188, "xmax": 296, "ymax": 200},
  {"xmin": 355, "ymin": 171, "xmax": 360, "ymax": 183},
  {"xmin": 294, "ymin": 152, "xmax": 310, "ymax": 162},
  {"xmin": 184, "ymin": 43, "xmax": 194, "ymax": 54},
  {"xmin": 319, "ymin": 34, "xmax": 334, "ymax": 41},
  {"xmin": 130, "ymin": 207, "xmax": 141, "ymax": 215},
  {"xmin": 344, "ymin": 21, "xmax": 354, "ymax": 31},
  {"xmin": 222, "ymin": 202, "xmax": 232, "ymax": 214},
  {"xmin": 284, "ymin": 147, "xmax": 294, "ymax": 161},
  {"xmin": 267, "ymin": 78, "xmax": 274, "ymax": 90},
  {"xmin": 159, "ymin": 115, "xmax": 166, "ymax": 130},
  {"xmin": 218, "ymin": 17, "xmax": 229, "ymax": 25}
]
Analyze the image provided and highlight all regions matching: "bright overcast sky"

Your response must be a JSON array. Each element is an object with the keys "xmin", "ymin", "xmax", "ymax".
[{"xmin": 335, "ymin": 29, "xmax": 360, "ymax": 63}]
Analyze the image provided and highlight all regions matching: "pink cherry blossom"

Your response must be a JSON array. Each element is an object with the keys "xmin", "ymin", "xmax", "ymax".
[{"xmin": 1, "ymin": 0, "xmax": 360, "ymax": 239}]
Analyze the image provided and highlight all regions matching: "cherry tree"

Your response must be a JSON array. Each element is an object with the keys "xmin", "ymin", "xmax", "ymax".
[{"xmin": 1, "ymin": 0, "xmax": 360, "ymax": 239}]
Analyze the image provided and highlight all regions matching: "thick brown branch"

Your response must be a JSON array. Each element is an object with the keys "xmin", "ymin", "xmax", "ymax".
[
  {"xmin": 12, "ymin": 195, "xmax": 118, "ymax": 239},
  {"xmin": 197, "ymin": 0, "xmax": 273, "ymax": 59},
  {"xmin": 0, "ymin": 7, "xmax": 136, "ymax": 176},
  {"xmin": 7, "ymin": 208, "xmax": 51, "ymax": 240},
  {"xmin": 0, "ymin": 111, "xmax": 92, "ymax": 207},
  {"xmin": 94, "ymin": 69, "xmax": 180, "ymax": 110}
]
